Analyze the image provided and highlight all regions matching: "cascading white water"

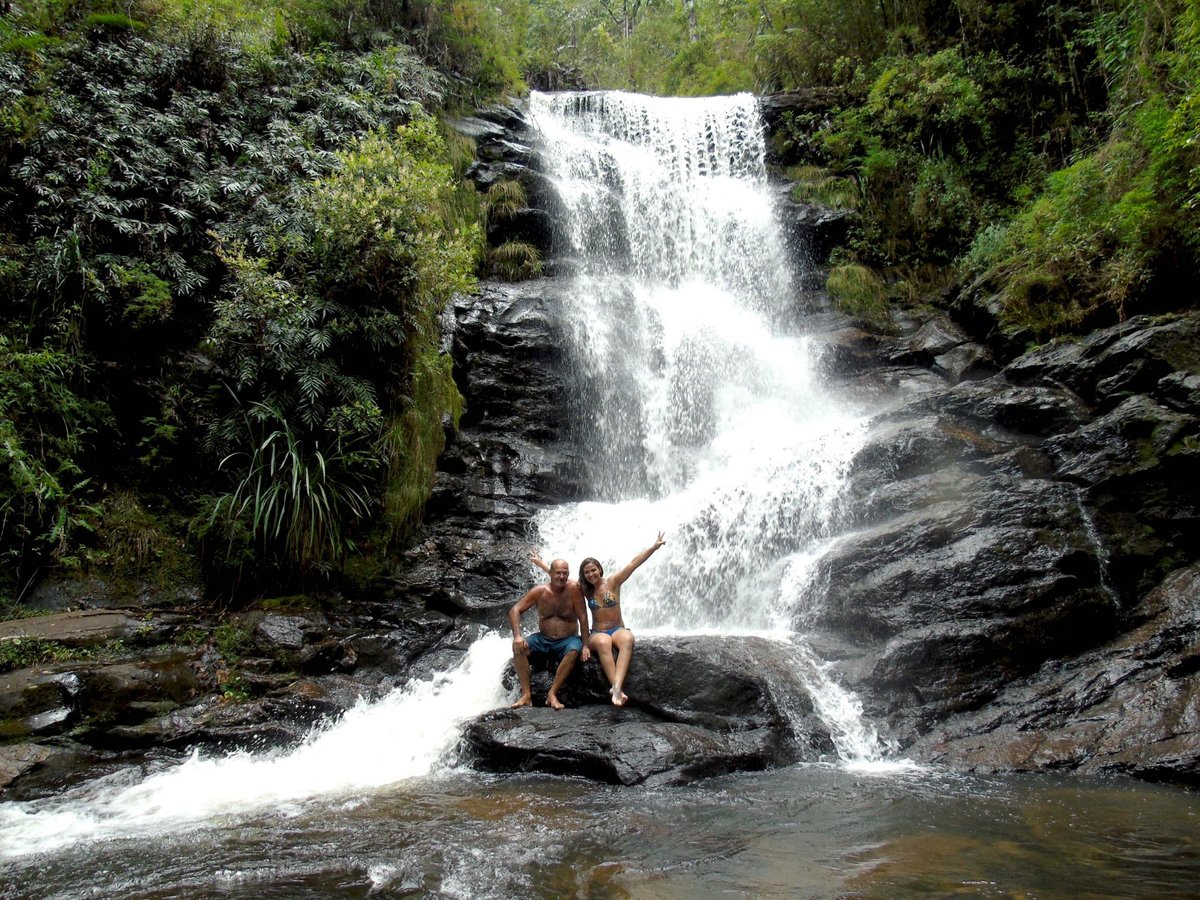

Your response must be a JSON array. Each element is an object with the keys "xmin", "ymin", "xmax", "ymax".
[
  {"xmin": 0, "ymin": 635, "xmax": 513, "ymax": 858},
  {"xmin": 528, "ymin": 91, "xmax": 889, "ymax": 760}
]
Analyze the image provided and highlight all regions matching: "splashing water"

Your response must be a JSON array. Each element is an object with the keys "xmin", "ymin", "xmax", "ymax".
[
  {"xmin": 0, "ymin": 635, "xmax": 513, "ymax": 859},
  {"xmin": 528, "ymin": 91, "xmax": 888, "ymax": 761}
]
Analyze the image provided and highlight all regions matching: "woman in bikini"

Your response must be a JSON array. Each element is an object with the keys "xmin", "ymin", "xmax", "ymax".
[{"xmin": 533, "ymin": 532, "xmax": 665, "ymax": 706}]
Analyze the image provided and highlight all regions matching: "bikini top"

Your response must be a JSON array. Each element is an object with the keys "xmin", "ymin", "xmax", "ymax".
[{"xmin": 587, "ymin": 591, "xmax": 619, "ymax": 611}]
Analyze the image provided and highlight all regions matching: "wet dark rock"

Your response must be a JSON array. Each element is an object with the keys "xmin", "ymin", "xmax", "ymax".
[
  {"xmin": 0, "ymin": 742, "xmax": 54, "ymax": 791},
  {"xmin": 816, "ymin": 326, "xmax": 888, "ymax": 376},
  {"xmin": 66, "ymin": 653, "xmax": 204, "ymax": 742},
  {"xmin": 758, "ymin": 88, "xmax": 845, "ymax": 125},
  {"xmin": 798, "ymin": 306, "xmax": 1200, "ymax": 767},
  {"xmin": 1004, "ymin": 312, "xmax": 1200, "ymax": 411},
  {"xmin": 946, "ymin": 279, "xmax": 1035, "ymax": 360},
  {"xmin": 298, "ymin": 639, "xmax": 357, "ymax": 674},
  {"xmin": 464, "ymin": 636, "xmax": 834, "ymax": 785},
  {"xmin": 776, "ymin": 199, "xmax": 856, "ymax": 265},
  {"xmin": 906, "ymin": 562, "xmax": 1200, "ymax": 783},
  {"xmin": 816, "ymin": 474, "xmax": 1113, "ymax": 738},
  {"xmin": 0, "ymin": 609, "xmax": 146, "ymax": 647},
  {"xmin": 0, "ymin": 668, "xmax": 66, "ymax": 735},
  {"xmin": 1, "ymin": 651, "xmax": 203, "ymax": 744},
  {"xmin": 351, "ymin": 608, "xmax": 456, "ymax": 676},
  {"xmin": 464, "ymin": 706, "xmax": 786, "ymax": 786},
  {"xmin": 252, "ymin": 612, "xmax": 332, "ymax": 650},
  {"xmin": 0, "ymin": 742, "xmax": 127, "ymax": 801},
  {"xmin": 404, "ymin": 623, "xmax": 493, "ymax": 683},
  {"xmin": 254, "ymin": 614, "xmax": 308, "ymax": 651},
  {"xmin": 104, "ymin": 674, "xmax": 362, "ymax": 752},
  {"xmin": 387, "ymin": 283, "xmax": 586, "ymax": 615},
  {"xmin": 24, "ymin": 575, "xmax": 204, "ymax": 613}
]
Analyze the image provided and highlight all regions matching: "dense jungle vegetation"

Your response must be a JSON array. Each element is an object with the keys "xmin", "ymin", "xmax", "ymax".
[{"xmin": 2, "ymin": 0, "xmax": 1197, "ymax": 604}]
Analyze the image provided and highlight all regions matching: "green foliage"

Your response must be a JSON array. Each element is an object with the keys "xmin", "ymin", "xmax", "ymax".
[
  {"xmin": 964, "ymin": 0, "xmax": 1200, "ymax": 337},
  {"xmin": 0, "ymin": 336, "xmax": 108, "ymax": 589},
  {"xmin": 483, "ymin": 179, "xmax": 527, "ymax": 222},
  {"xmin": 787, "ymin": 165, "xmax": 860, "ymax": 210},
  {"xmin": 382, "ymin": 345, "xmax": 463, "ymax": 531},
  {"xmin": 487, "ymin": 240, "xmax": 543, "ymax": 280},
  {"xmin": 755, "ymin": 0, "xmax": 891, "ymax": 90},
  {"xmin": 206, "ymin": 117, "xmax": 474, "ymax": 567},
  {"xmin": 212, "ymin": 621, "xmax": 253, "ymax": 660},
  {"xmin": 0, "ymin": 636, "xmax": 75, "ymax": 672},
  {"xmin": 2, "ymin": 10, "xmax": 480, "ymax": 587},
  {"xmin": 213, "ymin": 406, "xmax": 373, "ymax": 567},
  {"xmin": 82, "ymin": 14, "xmax": 146, "ymax": 32},
  {"xmin": 826, "ymin": 263, "xmax": 889, "ymax": 326},
  {"xmin": 0, "ymin": 634, "xmax": 133, "ymax": 673},
  {"xmin": 95, "ymin": 492, "xmax": 194, "ymax": 578},
  {"xmin": 174, "ymin": 625, "xmax": 209, "ymax": 646}
]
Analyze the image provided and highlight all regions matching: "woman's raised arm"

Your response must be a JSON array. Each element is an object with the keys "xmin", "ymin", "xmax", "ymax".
[{"xmin": 610, "ymin": 532, "xmax": 666, "ymax": 587}]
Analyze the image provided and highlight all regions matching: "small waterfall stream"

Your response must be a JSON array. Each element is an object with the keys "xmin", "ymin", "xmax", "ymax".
[{"xmin": 0, "ymin": 637, "xmax": 513, "ymax": 858}]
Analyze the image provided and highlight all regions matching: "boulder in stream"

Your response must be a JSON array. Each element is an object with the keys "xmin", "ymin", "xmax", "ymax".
[{"xmin": 461, "ymin": 635, "xmax": 836, "ymax": 785}]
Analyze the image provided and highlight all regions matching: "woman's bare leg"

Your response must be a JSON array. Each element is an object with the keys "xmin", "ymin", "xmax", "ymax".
[
  {"xmin": 589, "ymin": 632, "xmax": 618, "ymax": 689},
  {"xmin": 611, "ymin": 630, "xmax": 635, "ymax": 706}
]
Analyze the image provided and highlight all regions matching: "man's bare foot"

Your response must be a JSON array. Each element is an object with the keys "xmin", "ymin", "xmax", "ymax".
[
  {"xmin": 511, "ymin": 695, "xmax": 532, "ymax": 708},
  {"xmin": 547, "ymin": 693, "xmax": 566, "ymax": 710},
  {"xmin": 611, "ymin": 684, "xmax": 628, "ymax": 707}
]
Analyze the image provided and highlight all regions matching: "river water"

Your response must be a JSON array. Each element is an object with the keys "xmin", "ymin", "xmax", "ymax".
[
  {"xmin": 3, "ymin": 762, "xmax": 1198, "ymax": 897},
  {"xmin": 2, "ymin": 92, "xmax": 1198, "ymax": 895}
]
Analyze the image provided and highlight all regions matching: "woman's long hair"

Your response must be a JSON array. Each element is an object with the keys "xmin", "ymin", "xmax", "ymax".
[{"xmin": 578, "ymin": 557, "xmax": 603, "ymax": 599}]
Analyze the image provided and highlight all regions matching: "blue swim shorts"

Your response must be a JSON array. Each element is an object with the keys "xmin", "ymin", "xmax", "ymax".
[
  {"xmin": 526, "ymin": 632, "xmax": 583, "ymax": 668},
  {"xmin": 596, "ymin": 625, "xmax": 626, "ymax": 636}
]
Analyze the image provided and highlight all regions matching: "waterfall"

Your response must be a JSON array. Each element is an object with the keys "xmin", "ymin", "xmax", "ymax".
[
  {"xmin": 0, "ymin": 94, "xmax": 899, "ymax": 861},
  {"xmin": 528, "ymin": 91, "xmax": 888, "ymax": 760}
]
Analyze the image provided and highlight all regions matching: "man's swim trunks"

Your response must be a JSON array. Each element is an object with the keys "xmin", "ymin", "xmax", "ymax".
[{"xmin": 526, "ymin": 632, "xmax": 583, "ymax": 669}]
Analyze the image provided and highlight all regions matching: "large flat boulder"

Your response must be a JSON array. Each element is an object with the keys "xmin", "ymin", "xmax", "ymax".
[{"xmin": 462, "ymin": 635, "xmax": 835, "ymax": 785}]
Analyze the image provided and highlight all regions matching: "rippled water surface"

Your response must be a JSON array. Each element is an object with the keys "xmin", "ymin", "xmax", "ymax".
[{"xmin": 5, "ymin": 766, "xmax": 1197, "ymax": 898}]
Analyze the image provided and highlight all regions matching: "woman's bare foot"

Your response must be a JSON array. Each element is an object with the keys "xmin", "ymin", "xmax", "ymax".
[
  {"xmin": 610, "ymin": 684, "xmax": 628, "ymax": 707},
  {"xmin": 546, "ymin": 692, "xmax": 566, "ymax": 710},
  {"xmin": 511, "ymin": 694, "xmax": 532, "ymax": 708}
]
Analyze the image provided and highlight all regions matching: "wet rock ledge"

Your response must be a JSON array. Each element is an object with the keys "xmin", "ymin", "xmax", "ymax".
[{"xmin": 462, "ymin": 635, "xmax": 835, "ymax": 786}]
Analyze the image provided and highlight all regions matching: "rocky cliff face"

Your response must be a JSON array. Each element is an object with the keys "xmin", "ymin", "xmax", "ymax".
[{"xmin": 810, "ymin": 308, "xmax": 1199, "ymax": 782}]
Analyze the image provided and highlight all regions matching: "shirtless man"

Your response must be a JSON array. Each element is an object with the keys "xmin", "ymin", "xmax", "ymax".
[{"xmin": 509, "ymin": 558, "xmax": 591, "ymax": 710}]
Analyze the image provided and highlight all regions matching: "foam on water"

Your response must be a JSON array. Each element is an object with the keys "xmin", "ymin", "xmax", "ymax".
[{"xmin": 0, "ymin": 635, "xmax": 512, "ymax": 858}]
